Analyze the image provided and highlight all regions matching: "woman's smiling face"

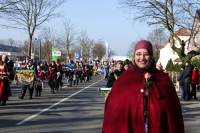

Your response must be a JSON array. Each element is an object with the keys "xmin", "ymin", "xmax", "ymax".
[{"xmin": 134, "ymin": 49, "xmax": 152, "ymax": 69}]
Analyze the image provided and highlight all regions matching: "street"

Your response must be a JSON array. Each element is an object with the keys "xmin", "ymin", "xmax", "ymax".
[
  {"xmin": 0, "ymin": 75, "xmax": 200, "ymax": 133},
  {"xmin": 0, "ymin": 76, "xmax": 105, "ymax": 133}
]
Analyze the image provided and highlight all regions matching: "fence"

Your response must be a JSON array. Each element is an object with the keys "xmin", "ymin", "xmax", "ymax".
[{"xmin": 168, "ymin": 71, "xmax": 180, "ymax": 91}]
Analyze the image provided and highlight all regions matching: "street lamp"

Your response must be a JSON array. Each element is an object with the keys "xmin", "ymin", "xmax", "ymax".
[
  {"xmin": 32, "ymin": 39, "xmax": 36, "ymax": 62},
  {"xmin": 35, "ymin": 38, "xmax": 41, "ymax": 62}
]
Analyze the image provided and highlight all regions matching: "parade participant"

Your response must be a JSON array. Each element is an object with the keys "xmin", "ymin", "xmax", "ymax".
[
  {"xmin": 7, "ymin": 57, "xmax": 15, "ymax": 81},
  {"xmin": 106, "ymin": 60, "xmax": 123, "ymax": 87},
  {"xmin": 66, "ymin": 60, "xmax": 75, "ymax": 69},
  {"xmin": 178, "ymin": 65, "xmax": 185, "ymax": 100},
  {"xmin": 93, "ymin": 65, "xmax": 98, "ymax": 76},
  {"xmin": 0, "ymin": 55, "xmax": 12, "ymax": 106},
  {"xmin": 35, "ymin": 65, "xmax": 45, "ymax": 97},
  {"xmin": 47, "ymin": 66, "xmax": 56, "ymax": 94},
  {"xmin": 14, "ymin": 57, "xmax": 21, "ymax": 70},
  {"xmin": 124, "ymin": 59, "xmax": 130, "ymax": 65},
  {"xmin": 123, "ymin": 62, "xmax": 130, "ymax": 71},
  {"xmin": 104, "ymin": 63, "xmax": 110, "ymax": 80},
  {"xmin": 43, "ymin": 61, "xmax": 48, "ymax": 71},
  {"xmin": 23, "ymin": 56, "xmax": 29, "ymax": 65},
  {"xmin": 42, "ymin": 61, "xmax": 49, "ymax": 79},
  {"xmin": 102, "ymin": 40, "xmax": 184, "ymax": 133},
  {"xmin": 182, "ymin": 60, "xmax": 193, "ymax": 101},
  {"xmin": 55, "ymin": 59, "xmax": 63, "ymax": 90},
  {"xmin": 83, "ymin": 62, "xmax": 90, "ymax": 81},
  {"xmin": 198, "ymin": 81, "xmax": 200, "ymax": 91},
  {"xmin": 19, "ymin": 60, "xmax": 35, "ymax": 99},
  {"xmin": 190, "ymin": 66, "xmax": 199, "ymax": 100},
  {"xmin": 89, "ymin": 64, "xmax": 93, "ymax": 80}
]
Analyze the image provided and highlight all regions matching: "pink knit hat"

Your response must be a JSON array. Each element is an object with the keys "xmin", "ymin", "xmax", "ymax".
[
  {"xmin": 134, "ymin": 40, "xmax": 153, "ymax": 55},
  {"xmin": 2, "ymin": 54, "xmax": 7, "ymax": 59}
]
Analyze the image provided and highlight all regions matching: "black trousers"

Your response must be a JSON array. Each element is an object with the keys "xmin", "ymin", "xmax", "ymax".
[
  {"xmin": 48, "ymin": 78, "xmax": 55, "ymax": 91},
  {"xmin": 55, "ymin": 76, "xmax": 62, "ymax": 89},
  {"xmin": 20, "ymin": 84, "xmax": 34, "ymax": 98},
  {"xmin": 191, "ymin": 83, "xmax": 197, "ymax": 98},
  {"xmin": 35, "ymin": 85, "xmax": 42, "ymax": 96},
  {"xmin": 184, "ymin": 82, "xmax": 191, "ymax": 100}
]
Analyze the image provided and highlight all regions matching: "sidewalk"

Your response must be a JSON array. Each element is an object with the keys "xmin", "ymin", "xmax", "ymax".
[{"xmin": 177, "ymin": 91, "xmax": 200, "ymax": 133}]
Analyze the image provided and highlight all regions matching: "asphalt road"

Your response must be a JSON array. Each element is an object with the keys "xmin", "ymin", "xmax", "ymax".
[
  {"xmin": 0, "ymin": 75, "xmax": 106, "ymax": 133},
  {"xmin": 1, "ymin": 75, "xmax": 200, "ymax": 133}
]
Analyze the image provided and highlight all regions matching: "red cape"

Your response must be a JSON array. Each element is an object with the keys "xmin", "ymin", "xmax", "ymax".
[{"xmin": 102, "ymin": 68, "xmax": 184, "ymax": 133}]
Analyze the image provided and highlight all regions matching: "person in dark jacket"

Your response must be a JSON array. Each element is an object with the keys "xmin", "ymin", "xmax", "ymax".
[
  {"xmin": 106, "ymin": 60, "xmax": 124, "ymax": 87},
  {"xmin": 55, "ymin": 59, "xmax": 63, "ymax": 90},
  {"xmin": 182, "ymin": 60, "xmax": 193, "ymax": 101},
  {"xmin": 19, "ymin": 60, "xmax": 35, "ymax": 99},
  {"xmin": 178, "ymin": 65, "xmax": 185, "ymax": 100},
  {"xmin": 123, "ymin": 62, "xmax": 130, "ymax": 71}
]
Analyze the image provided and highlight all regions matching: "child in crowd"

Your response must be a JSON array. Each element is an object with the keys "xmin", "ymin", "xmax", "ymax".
[
  {"xmin": 35, "ymin": 65, "xmax": 45, "ymax": 97},
  {"xmin": 47, "ymin": 66, "xmax": 56, "ymax": 93}
]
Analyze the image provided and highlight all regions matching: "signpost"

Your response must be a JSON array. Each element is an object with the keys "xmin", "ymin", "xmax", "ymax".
[
  {"xmin": 74, "ymin": 52, "xmax": 81, "ymax": 61},
  {"xmin": 52, "ymin": 47, "xmax": 61, "ymax": 61}
]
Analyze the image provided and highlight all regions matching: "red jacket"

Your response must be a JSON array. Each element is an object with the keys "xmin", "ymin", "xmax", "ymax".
[
  {"xmin": 102, "ymin": 68, "xmax": 184, "ymax": 133},
  {"xmin": 191, "ymin": 69, "xmax": 199, "ymax": 84},
  {"xmin": 37, "ymin": 71, "xmax": 45, "ymax": 80}
]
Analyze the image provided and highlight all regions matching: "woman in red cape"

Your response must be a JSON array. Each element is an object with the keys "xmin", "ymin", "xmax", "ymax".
[
  {"xmin": 0, "ymin": 54, "xmax": 12, "ymax": 106},
  {"xmin": 102, "ymin": 40, "xmax": 184, "ymax": 133}
]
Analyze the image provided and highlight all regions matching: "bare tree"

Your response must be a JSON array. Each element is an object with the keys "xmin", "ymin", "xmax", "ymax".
[
  {"xmin": 38, "ymin": 27, "xmax": 56, "ymax": 61},
  {"xmin": 109, "ymin": 49, "xmax": 116, "ymax": 56},
  {"xmin": 126, "ymin": 41, "xmax": 137, "ymax": 59},
  {"xmin": 119, "ymin": 0, "xmax": 200, "ymax": 62},
  {"xmin": 0, "ymin": 0, "xmax": 66, "ymax": 58},
  {"xmin": 7, "ymin": 38, "xmax": 15, "ymax": 46},
  {"xmin": 70, "ymin": 45, "xmax": 81, "ymax": 60},
  {"xmin": 177, "ymin": 0, "xmax": 200, "ymax": 30},
  {"xmin": 77, "ymin": 31, "xmax": 91, "ymax": 61},
  {"xmin": 58, "ymin": 19, "xmax": 77, "ymax": 58},
  {"xmin": 147, "ymin": 28, "xmax": 168, "ymax": 62},
  {"xmin": 93, "ymin": 42, "xmax": 106, "ymax": 61},
  {"xmin": 0, "ymin": 39, "xmax": 7, "ymax": 44},
  {"xmin": 178, "ymin": 0, "xmax": 200, "ymax": 52},
  {"xmin": 84, "ymin": 39, "xmax": 94, "ymax": 61},
  {"xmin": 0, "ymin": 0, "xmax": 21, "ymax": 12},
  {"xmin": 18, "ymin": 40, "xmax": 29, "ymax": 59}
]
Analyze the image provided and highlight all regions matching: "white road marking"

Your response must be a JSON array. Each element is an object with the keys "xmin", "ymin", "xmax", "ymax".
[{"xmin": 16, "ymin": 79, "xmax": 103, "ymax": 126}]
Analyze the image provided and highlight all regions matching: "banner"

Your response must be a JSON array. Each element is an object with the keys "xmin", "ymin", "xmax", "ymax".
[
  {"xmin": 52, "ymin": 47, "xmax": 60, "ymax": 61},
  {"xmin": 52, "ymin": 50, "xmax": 61, "ymax": 56},
  {"xmin": 15, "ymin": 70, "xmax": 36, "ymax": 87}
]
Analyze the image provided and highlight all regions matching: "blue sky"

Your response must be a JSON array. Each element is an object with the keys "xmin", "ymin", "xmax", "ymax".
[{"xmin": 0, "ymin": 0, "xmax": 155, "ymax": 55}]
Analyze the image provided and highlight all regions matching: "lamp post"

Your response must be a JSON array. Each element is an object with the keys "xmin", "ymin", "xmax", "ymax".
[
  {"xmin": 81, "ymin": 44, "xmax": 83, "ymax": 57},
  {"xmin": 35, "ymin": 38, "xmax": 41, "ymax": 62},
  {"xmin": 32, "ymin": 39, "xmax": 36, "ymax": 62}
]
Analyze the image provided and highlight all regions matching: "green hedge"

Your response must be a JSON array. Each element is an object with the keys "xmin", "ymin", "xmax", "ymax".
[
  {"xmin": 165, "ymin": 59, "xmax": 181, "ymax": 72},
  {"xmin": 165, "ymin": 57, "xmax": 200, "ymax": 72}
]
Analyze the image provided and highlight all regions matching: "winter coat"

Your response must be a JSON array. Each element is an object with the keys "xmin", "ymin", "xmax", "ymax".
[
  {"xmin": 183, "ymin": 64, "xmax": 193, "ymax": 83},
  {"xmin": 178, "ymin": 69, "xmax": 185, "ymax": 86},
  {"xmin": 106, "ymin": 70, "xmax": 124, "ymax": 87},
  {"xmin": 191, "ymin": 69, "xmax": 199, "ymax": 84},
  {"xmin": 102, "ymin": 68, "xmax": 184, "ymax": 133}
]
